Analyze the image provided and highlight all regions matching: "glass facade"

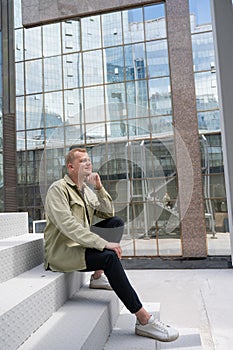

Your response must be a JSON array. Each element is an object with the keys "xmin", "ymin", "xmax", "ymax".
[
  {"xmin": 10, "ymin": 0, "xmax": 229, "ymax": 256},
  {"xmin": 189, "ymin": 0, "xmax": 228, "ymax": 240}
]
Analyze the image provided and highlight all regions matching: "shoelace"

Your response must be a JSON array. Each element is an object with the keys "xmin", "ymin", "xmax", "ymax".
[{"xmin": 152, "ymin": 319, "xmax": 170, "ymax": 333}]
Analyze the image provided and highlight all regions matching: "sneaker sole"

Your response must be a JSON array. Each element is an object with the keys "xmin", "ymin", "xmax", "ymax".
[
  {"xmin": 135, "ymin": 328, "xmax": 179, "ymax": 342},
  {"xmin": 89, "ymin": 285, "xmax": 113, "ymax": 291}
]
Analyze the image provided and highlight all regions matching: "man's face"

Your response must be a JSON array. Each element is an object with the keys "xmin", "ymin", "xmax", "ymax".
[{"xmin": 69, "ymin": 151, "xmax": 92, "ymax": 178}]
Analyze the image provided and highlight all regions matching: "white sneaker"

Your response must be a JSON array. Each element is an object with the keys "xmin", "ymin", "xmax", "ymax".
[
  {"xmin": 89, "ymin": 274, "xmax": 112, "ymax": 290},
  {"xmin": 135, "ymin": 315, "xmax": 179, "ymax": 342}
]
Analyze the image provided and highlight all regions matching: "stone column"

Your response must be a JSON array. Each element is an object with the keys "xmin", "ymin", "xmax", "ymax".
[{"xmin": 166, "ymin": 0, "xmax": 207, "ymax": 257}]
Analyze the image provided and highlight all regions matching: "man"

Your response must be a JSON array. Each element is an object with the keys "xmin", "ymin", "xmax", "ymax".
[{"xmin": 44, "ymin": 147, "xmax": 179, "ymax": 342}]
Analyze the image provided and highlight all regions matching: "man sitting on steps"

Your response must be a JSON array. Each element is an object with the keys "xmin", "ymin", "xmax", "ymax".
[{"xmin": 44, "ymin": 147, "xmax": 179, "ymax": 342}]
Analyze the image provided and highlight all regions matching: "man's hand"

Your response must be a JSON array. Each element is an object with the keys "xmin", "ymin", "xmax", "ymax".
[
  {"xmin": 105, "ymin": 242, "xmax": 122, "ymax": 259},
  {"xmin": 86, "ymin": 172, "xmax": 102, "ymax": 190}
]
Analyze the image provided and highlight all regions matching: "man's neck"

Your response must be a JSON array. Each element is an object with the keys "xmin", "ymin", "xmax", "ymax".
[{"xmin": 68, "ymin": 174, "xmax": 85, "ymax": 190}]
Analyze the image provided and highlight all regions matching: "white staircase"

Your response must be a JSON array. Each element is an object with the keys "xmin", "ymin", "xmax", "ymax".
[
  {"xmin": 0, "ymin": 213, "xmax": 120, "ymax": 350},
  {"xmin": 0, "ymin": 212, "xmax": 204, "ymax": 349}
]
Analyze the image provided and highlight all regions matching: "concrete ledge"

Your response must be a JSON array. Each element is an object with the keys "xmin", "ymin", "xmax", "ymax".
[
  {"xmin": 19, "ymin": 285, "xmax": 121, "ymax": 350},
  {"xmin": 0, "ymin": 265, "xmax": 85, "ymax": 350},
  {"xmin": 0, "ymin": 234, "xmax": 44, "ymax": 283},
  {"xmin": 0, "ymin": 212, "xmax": 28, "ymax": 239}
]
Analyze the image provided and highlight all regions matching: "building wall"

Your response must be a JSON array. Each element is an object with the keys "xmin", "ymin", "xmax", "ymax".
[{"xmin": 4, "ymin": 0, "xmax": 228, "ymax": 258}]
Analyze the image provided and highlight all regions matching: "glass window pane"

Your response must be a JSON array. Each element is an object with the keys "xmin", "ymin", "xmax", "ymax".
[
  {"xmin": 17, "ymin": 131, "xmax": 26, "ymax": 151},
  {"xmin": 43, "ymin": 23, "xmax": 61, "ymax": 57},
  {"xmin": 65, "ymin": 125, "xmax": 84, "ymax": 148},
  {"xmin": 104, "ymin": 47, "xmax": 124, "ymax": 83},
  {"xmin": 198, "ymin": 110, "xmax": 220, "ymax": 131},
  {"xmin": 44, "ymin": 91, "xmax": 63, "ymax": 127},
  {"xmin": 64, "ymin": 89, "xmax": 83, "ymax": 125},
  {"xmin": 83, "ymin": 50, "xmax": 103, "ymax": 86},
  {"xmin": 62, "ymin": 19, "xmax": 80, "ymax": 53},
  {"xmin": 195, "ymin": 72, "xmax": 218, "ymax": 111},
  {"xmin": 25, "ymin": 27, "xmax": 42, "ymax": 60},
  {"xmin": 25, "ymin": 60, "xmax": 42, "ymax": 94},
  {"xmin": 151, "ymin": 115, "xmax": 173, "ymax": 136},
  {"xmin": 105, "ymin": 83, "xmax": 126, "ymax": 121},
  {"xmin": 81, "ymin": 15, "xmax": 101, "ymax": 50},
  {"xmin": 26, "ymin": 94, "xmax": 43, "ymax": 129},
  {"xmin": 146, "ymin": 40, "xmax": 169, "ymax": 78},
  {"xmin": 27, "ymin": 129, "xmax": 44, "ymax": 150},
  {"xmin": 102, "ymin": 12, "xmax": 123, "ymax": 47},
  {"xmin": 149, "ymin": 77, "xmax": 172, "ymax": 116},
  {"xmin": 122, "ymin": 8, "xmax": 144, "ymax": 44},
  {"xmin": 192, "ymin": 32, "xmax": 215, "ymax": 72},
  {"xmin": 16, "ymin": 96, "xmax": 25, "ymax": 131},
  {"xmin": 124, "ymin": 43, "xmax": 146, "ymax": 81},
  {"xmin": 189, "ymin": 0, "xmax": 212, "ymax": 33},
  {"xmin": 84, "ymin": 86, "xmax": 105, "ymax": 123},
  {"xmin": 16, "ymin": 62, "xmax": 25, "ymax": 96},
  {"xmin": 85, "ymin": 122, "xmax": 106, "ymax": 143},
  {"xmin": 63, "ymin": 53, "xmax": 82, "ymax": 89},
  {"xmin": 126, "ymin": 80, "xmax": 149, "ymax": 113},
  {"xmin": 14, "ymin": 0, "xmax": 22, "ymax": 28},
  {"xmin": 44, "ymin": 56, "xmax": 62, "ymax": 91},
  {"xmin": 144, "ymin": 3, "xmax": 166, "ymax": 40},
  {"xmin": 45, "ymin": 127, "xmax": 64, "ymax": 147},
  {"xmin": 15, "ymin": 29, "xmax": 24, "ymax": 62}
]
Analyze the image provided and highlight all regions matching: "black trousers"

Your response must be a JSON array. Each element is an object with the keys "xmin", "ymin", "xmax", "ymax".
[{"xmin": 82, "ymin": 216, "xmax": 143, "ymax": 314}]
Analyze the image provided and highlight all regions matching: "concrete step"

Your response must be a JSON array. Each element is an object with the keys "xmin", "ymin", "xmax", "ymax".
[
  {"xmin": 0, "ymin": 264, "xmax": 85, "ymax": 350},
  {"xmin": 0, "ymin": 233, "xmax": 44, "ymax": 283},
  {"xmin": 18, "ymin": 285, "xmax": 121, "ymax": 350},
  {"xmin": 0, "ymin": 213, "xmax": 28, "ymax": 239},
  {"xmin": 104, "ymin": 304, "xmax": 203, "ymax": 350}
]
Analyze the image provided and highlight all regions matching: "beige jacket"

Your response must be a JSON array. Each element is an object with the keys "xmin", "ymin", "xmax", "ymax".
[{"xmin": 44, "ymin": 174, "xmax": 114, "ymax": 272}]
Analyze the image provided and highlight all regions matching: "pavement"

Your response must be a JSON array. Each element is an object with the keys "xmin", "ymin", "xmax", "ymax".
[{"xmin": 119, "ymin": 268, "xmax": 233, "ymax": 350}]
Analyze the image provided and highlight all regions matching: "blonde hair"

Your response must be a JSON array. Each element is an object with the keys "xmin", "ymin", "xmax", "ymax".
[{"xmin": 65, "ymin": 148, "xmax": 87, "ymax": 167}]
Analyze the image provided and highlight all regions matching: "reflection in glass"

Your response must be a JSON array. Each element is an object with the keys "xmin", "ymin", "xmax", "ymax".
[
  {"xmin": 26, "ymin": 130, "xmax": 44, "ymax": 150},
  {"xmin": 64, "ymin": 89, "xmax": 83, "ymax": 125},
  {"xmin": 192, "ymin": 32, "xmax": 215, "ymax": 72},
  {"xmin": 25, "ymin": 27, "xmax": 42, "ymax": 60},
  {"xmin": 16, "ymin": 62, "xmax": 25, "ymax": 96},
  {"xmin": 26, "ymin": 95, "xmax": 43, "ymax": 129},
  {"xmin": 25, "ymin": 60, "xmax": 42, "ymax": 94},
  {"xmin": 151, "ymin": 115, "xmax": 173, "ymax": 136},
  {"xmin": 189, "ymin": 0, "xmax": 212, "ymax": 33},
  {"xmin": 126, "ymin": 79, "xmax": 148, "ymax": 112},
  {"xmin": 84, "ymin": 86, "xmax": 104, "ymax": 123},
  {"xmin": 17, "ymin": 131, "xmax": 26, "ymax": 151},
  {"xmin": 62, "ymin": 19, "xmax": 80, "ymax": 53},
  {"xmin": 15, "ymin": 29, "xmax": 24, "ymax": 62},
  {"xmin": 44, "ymin": 91, "xmax": 63, "ymax": 127},
  {"xmin": 44, "ymin": 56, "xmax": 62, "ymax": 92},
  {"xmin": 147, "ymin": 40, "xmax": 169, "ymax": 78},
  {"xmin": 45, "ymin": 127, "xmax": 64, "ymax": 148},
  {"xmin": 198, "ymin": 110, "xmax": 220, "ymax": 131},
  {"xmin": 65, "ymin": 125, "xmax": 84, "ymax": 148},
  {"xmin": 102, "ymin": 12, "xmax": 123, "ymax": 47},
  {"xmin": 83, "ymin": 50, "xmax": 103, "ymax": 86},
  {"xmin": 16, "ymin": 97, "xmax": 25, "ymax": 131},
  {"xmin": 144, "ymin": 3, "xmax": 166, "ymax": 40},
  {"xmin": 149, "ymin": 77, "xmax": 172, "ymax": 116},
  {"xmin": 122, "ymin": 8, "xmax": 144, "ymax": 44},
  {"xmin": 105, "ymin": 83, "xmax": 126, "ymax": 121},
  {"xmin": 85, "ymin": 122, "xmax": 106, "ymax": 143},
  {"xmin": 81, "ymin": 15, "xmax": 101, "ymax": 50},
  {"xmin": 104, "ymin": 47, "xmax": 124, "ymax": 83},
  {"xmin": 14, "ymin": 0, "xmax": 22, "ymax": 28},
  {"xmin": 124, "ymin": 43, "xmax": 146, "ymax": 81},
  {"xmin": 43, "ymin": 23, "xmax": 61, "ymax": 57},
  {"xmin": 195, "ymin": 72, "xmax": 218, "ymax": 111},
  {"xmin": 63, "ymin": 53, "xmax": 82, "ymax": 89}
]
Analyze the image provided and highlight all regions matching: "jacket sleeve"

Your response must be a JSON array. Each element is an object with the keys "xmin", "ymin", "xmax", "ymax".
[
  {"xmin": 93, "ymin": 186, "xmax": 115, "ymax": 219},
  {"xmin": 45, "ymin": 183, "xmax": 107, "ymax": 250}
]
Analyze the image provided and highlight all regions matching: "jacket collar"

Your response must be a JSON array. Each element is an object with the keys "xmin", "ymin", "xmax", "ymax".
[{"xmin": 64, "ymin": 174, "xmax": 87, "ymax": 190}]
